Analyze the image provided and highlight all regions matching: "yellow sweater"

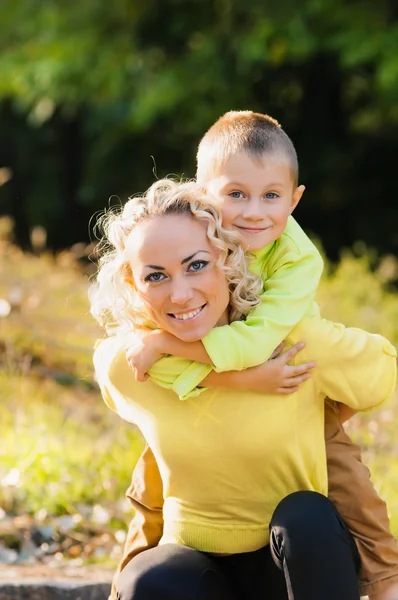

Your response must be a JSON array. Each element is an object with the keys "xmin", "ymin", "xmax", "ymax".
[{"xmin": 94, "ymin": 316, "xmax": 396, "ymax": 554}]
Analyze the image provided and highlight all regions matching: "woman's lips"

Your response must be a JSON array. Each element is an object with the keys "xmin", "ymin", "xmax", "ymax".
[{"xmin": 168, "ymin": 304, "xmax": 206, "ymax": 322}]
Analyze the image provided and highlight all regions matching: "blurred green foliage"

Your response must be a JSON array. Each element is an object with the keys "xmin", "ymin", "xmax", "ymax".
[{"xmin": 0, "ymin": 0, "xmax": 398, "ymax": 256}]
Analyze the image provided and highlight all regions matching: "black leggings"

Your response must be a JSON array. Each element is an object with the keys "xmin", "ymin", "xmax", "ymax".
[{"xmin": 117, "ymin": 491, "xmax": 361, "ymax": 600}]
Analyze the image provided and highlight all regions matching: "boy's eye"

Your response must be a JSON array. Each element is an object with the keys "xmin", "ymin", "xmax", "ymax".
[
  {"xmin": 188, "ymin": 260, "xmax": 209, "ymax": 273},
  {"xmin": 144, "ymin": 272, "xmax": 166, "ymax": 283},
  {"xmin": 265, "ymin": 192, "xmax": 279, "ymax": 200},
  {"xmin": 228, "ymin": 191, "xmax": 244, "ymax": 199}
]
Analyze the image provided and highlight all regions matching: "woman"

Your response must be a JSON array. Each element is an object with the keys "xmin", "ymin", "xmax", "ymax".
[{"xmin": 90, "ymin": 179, "xmax": 395, "ymax": 600}]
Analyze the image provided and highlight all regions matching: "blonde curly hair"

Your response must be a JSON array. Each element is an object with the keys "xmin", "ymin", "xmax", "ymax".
[{"xmin": 90, "ymin": 179, "xmax": 262, "ymax": 335}]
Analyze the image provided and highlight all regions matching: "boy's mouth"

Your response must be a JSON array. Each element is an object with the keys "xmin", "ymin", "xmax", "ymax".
[
  {"xmin": 236, "ymin": 225, "xmax": 271, "ymax": 234},
  {"xmin": 168, "ymin": 304, "xmax": 206, "ymax": 321}
]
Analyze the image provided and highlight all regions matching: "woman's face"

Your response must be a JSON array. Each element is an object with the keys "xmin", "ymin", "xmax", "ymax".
[{"xmin": 126, "ymin": 213, "xmax": 230, "ymax": 342}]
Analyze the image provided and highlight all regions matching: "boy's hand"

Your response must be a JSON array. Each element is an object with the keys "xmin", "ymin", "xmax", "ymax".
[
  {"xmin": 247, "ymin": 342, "xmax": 315, "ymax": 394},
  {"xmin": 125, "ymin": 329, "xmax": 163, "ymax": 382}
]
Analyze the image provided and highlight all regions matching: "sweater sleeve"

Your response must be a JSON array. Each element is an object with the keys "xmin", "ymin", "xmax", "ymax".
[
  {"xmin": 202, "ymin": 239, "xmax": 323, "ymax": 372},
  {"xmin": 295, "ymin": 317, "xmax": 397, "ymax": 411}
]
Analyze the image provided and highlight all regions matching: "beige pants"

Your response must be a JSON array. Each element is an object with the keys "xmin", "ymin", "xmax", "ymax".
[{"xmin": 325, "ymin": 400, "xmax": 398, "ymax": 597}]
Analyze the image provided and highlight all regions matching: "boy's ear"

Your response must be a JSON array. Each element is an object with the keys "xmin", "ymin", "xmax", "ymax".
[{"xmin": 290, "ymin": 185, "xmax": 305, "ymax": 214}]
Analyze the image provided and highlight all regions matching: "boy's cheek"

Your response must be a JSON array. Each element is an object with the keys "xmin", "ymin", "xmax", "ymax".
[
  {"xmin": 202, "ymin": 190, "xmax": 240, "ymax": 232},
  {"xmin": 216, "ymin": 201, "xmax": 236, "ymax": 228}
]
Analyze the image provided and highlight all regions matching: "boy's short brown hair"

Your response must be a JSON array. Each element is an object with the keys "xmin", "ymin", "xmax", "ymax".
[{"xmin": 196, "ymin": 110, "xmax": 299, "ymax": 187}]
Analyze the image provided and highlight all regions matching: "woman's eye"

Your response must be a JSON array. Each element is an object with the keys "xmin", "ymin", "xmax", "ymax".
[
  {"xmin": 188, "ymin": 260, "xmax": 209, "ymax": 272},
  {"xmin": 145, "ymin": 272, "xmax": 165, "ymax": 283},
  {"xmin": 228, "ymin": 191, "xmax": 244, "ymax": 199},
  {"xmin": 265, "ymin": 192, "xmax": 279, "ymax": 200}
]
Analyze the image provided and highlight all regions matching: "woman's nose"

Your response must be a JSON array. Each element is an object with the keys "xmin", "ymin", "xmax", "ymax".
[{"xmin": 170, "ymin": 280, "xmax": 194, "ymax": 305}]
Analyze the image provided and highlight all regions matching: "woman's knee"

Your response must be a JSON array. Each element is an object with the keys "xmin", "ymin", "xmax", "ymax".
[
  {"xmin": 270, "ymin": 490, "xmax": 340, "ymax": 534},
  {"xmin": 116, "ymin": 544, "xmax": 231, "ymax": 600},
  {"xmin": 116, "ymin": 549, "xmax": 159, "ymax": 600},
  {"xmin": 269, "ymin": 491, "xmax": 359, "ymax": 568}
]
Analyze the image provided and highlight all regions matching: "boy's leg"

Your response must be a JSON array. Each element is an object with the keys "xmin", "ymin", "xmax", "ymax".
[
  {"xmin": 110, "ymin": 445, "xmax": 164, "ymax": 600},
  {"xmin": 370, "ymin": 583, "xmax": 398, "ymax": 600},
  {"xmin": 325, "ymin": 399, "xmax": 398, "ymax": 598}
]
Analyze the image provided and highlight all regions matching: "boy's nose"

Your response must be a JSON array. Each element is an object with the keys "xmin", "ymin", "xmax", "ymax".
[{"xmin": 241, "ymin": 198, "xmax": 265, "ymax": 221}]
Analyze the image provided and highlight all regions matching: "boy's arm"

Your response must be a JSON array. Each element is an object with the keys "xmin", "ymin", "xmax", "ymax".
[
  {"xmin": 148, "ymin": 355, "xmax": 212, "ymax": 400},
  {"xmin": 94, "ymin": 336, "xmax": 212, "ymax": 402},
  {"xmin": 202, "ymin": 246, "xmax": 323, "ymax": 372},
  {"xmin": 298, "ymin": 317, "xmax": 397, "ymax": 410},
  {"xmin": 148, "ymin": 342, "xmax": 314, "ymax": 398},
  {"xmin": 152, "ymin": 219, "xmax": 323, "ymax": 373},
  {"xmin": 109, "ymin": 445, "xmax": 164, "ymax": 600}
]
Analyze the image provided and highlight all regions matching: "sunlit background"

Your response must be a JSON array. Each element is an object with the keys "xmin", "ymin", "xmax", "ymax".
[{"xmin": 0, "ymin": 0, "xmax": 397, "ymax": 582}]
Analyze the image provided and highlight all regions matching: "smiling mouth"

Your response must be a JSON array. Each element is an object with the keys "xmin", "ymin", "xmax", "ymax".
[
  {"xmin": 168, "ymin": 304, "xmax": 206, "ymax": 321},
  {"xmin": 236, "ymin": 225, "xmax": 271, "ymax": 233}
]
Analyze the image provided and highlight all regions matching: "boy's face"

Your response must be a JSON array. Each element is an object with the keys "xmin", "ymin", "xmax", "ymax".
[{"xmin": 205, "ymin": 151, "xmax": 305, "ymax": 251}]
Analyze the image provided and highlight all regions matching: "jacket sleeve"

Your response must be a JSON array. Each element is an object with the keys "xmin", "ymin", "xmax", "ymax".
[
  {"xmin": 202, "ymin": 247, "xmax": 323, "ymax": 372},
  {"xmin": 296, "ymin": 317, "xmax": 397, "ymax": 411},
  {"xmin": 148, "ymin": 355, "xmax": 212, "ymax": 400},
  {"xmin": 109, "ymin": 445, "xmax": 164, "ymax": 600}
]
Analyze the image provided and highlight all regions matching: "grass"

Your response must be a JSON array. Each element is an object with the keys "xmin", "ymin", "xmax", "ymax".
[
  {"xmin": 0, "ymin": 230, "xmax": 398, "ymax": 552},
  {"xmin": 1, "ymin": 369, "xmax": 142, "ymax": 518},
  {"xmin": 0, "ymin": 240, "xmax": 145, "ymax": 534}
]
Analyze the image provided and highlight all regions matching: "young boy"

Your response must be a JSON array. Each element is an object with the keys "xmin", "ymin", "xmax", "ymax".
[{"xmin": 115, "ymin": 111, "xmax": 398, "ymax": 600}]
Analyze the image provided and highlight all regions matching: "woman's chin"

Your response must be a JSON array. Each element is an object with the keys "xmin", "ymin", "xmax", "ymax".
[
  {"xmin": 171, "ymin": 329, "xmax": 206, "ymax": 343},
  {"xmin": 166, "ymin": 321, "xmax": 211, "ymax": 343}
]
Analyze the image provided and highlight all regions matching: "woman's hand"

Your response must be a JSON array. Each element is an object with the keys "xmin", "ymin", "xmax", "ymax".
[
  {"xmin": 244, "ymin": 342, "xmax": 315, "ymax": 394},
  {"xmin": 125, "ymin": 329, "xmax": 164, "ymax": 382}
]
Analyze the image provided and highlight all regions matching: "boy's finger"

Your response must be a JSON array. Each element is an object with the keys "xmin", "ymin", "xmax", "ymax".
[
  {"xmin": 277, "ymin": 386, "xmax": 299, "ymax": 394},
  {"xmin": 289, "ymin": 362, "xmax": 316, "ymax": 376},
  {"xmin": 270, "ymin": 342, "xmax": 285, "ymax": 359},
  {"xmin": 280, "ymin": 342, "xmax": 305, "ymax": 362},
  {"xmin": 283, "ymin": 373, "xmax": 311, "ymax": 386},
  {"xmin": 135, "ymin": 371, "xmax": 147, "ymax": 383}
]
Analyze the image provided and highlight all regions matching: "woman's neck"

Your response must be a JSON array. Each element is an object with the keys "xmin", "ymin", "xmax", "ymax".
[{"xmin": 216, "ymin": 309, "xmax": 229, "ymax": 327}]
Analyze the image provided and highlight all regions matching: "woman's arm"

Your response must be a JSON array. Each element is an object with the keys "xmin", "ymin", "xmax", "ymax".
[{"xmin": 296, "ymin": 317, "xmax": 397, "ymax": 411}]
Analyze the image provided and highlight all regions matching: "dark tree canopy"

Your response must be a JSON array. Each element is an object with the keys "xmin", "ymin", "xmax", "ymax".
[{"xmin": 1, "ymin": 0, "xmax": 398, "ymax": 256}]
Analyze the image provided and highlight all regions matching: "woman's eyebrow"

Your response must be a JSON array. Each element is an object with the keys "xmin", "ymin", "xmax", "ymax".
[
  {"xmin": 181, "ymin": 250, "xmax": 210, "ymax": 265},
  {"xmin": 145, "ymin": 251, "xmax": 210, "ymax": 270},
  {"xmin": 145, "ymin": 264, "xmax": 165, "ymax": 270}
]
